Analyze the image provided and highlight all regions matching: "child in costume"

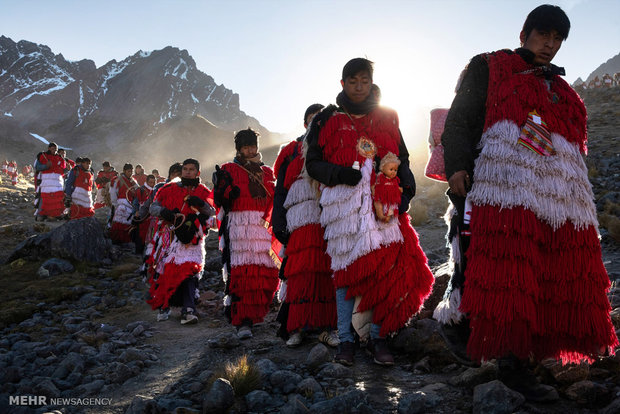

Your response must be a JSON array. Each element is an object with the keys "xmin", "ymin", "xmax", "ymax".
[{"xmin": 372, "ymin": 152, "xmax": 403, "ymax": 223}]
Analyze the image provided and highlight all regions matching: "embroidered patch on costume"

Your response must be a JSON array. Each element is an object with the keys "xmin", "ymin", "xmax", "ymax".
[
  {"xmin": 517, "ymin": 110, "xmax": 555, "ymax": 156},
  {"xmin": 356, "ymin": 137, "xmax": 377, "ymax": 159}
]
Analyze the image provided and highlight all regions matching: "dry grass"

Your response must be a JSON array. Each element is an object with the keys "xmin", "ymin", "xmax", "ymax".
[
  {"xmin": 599, "ymin": 212, "xmax": 620, "ymax": 243},
  {"xmin": 212, "ymin": 355, "xmax": 261, "ymax": 397}
]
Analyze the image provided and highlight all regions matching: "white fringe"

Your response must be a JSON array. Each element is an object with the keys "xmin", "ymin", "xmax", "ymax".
[
  {"xmin": 71, "ymin": 187, "xmax": 93, "ymax": 208},
  {"xmin": 39, "ymin": 173, "xmax": 64, "ymax": 193},
  {"xmin": 226, "ymin": 210, "xmax": 277, "ymax": 268},
  {"xmin": 286, "ymin": 199, "xmax": 321, "ymax": 232},
  {"xmin": 283, "ymin": 178, "xmax": 316, "ymax": 209},
  {"xmin": 223, "ymin": 295, "xmax": 231, "ymax": 306},
  {"xmin": 469, "ymin": 120, "xmax": 599, "ymax": 230},
  {"xmin": 222, "ymin": 266, "xmax": 228, "ymax": 283},
  {"xmin": 433, "ymin": 288, "xmax": 464, "ymax": 325},
  {"xmin": 277, "ymin": 280, "xmax": 287, "ymax": 302},
  {"xmin": 230, "ymin": 251, "xmax": 277, "ymax": 268},
  {"xmin": 164, "ymin": 238, "xmax": 206, "ymax": 276},
  {"xmin": 112, "ymin": 199, "xmax": 133, "ymax": 224},
  {"xmin": 230, "ymin": 239, "xmax": 273, "ymax": 253}
]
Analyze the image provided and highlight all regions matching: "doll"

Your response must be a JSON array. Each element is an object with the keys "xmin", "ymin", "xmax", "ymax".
[{"xmin": 372, "ymin": 152, "xmax": 403, "ymax": 223}]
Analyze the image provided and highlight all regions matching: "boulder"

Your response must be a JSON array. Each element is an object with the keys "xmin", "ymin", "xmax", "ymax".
[
  {"xmin": 306, "ymin": 344, "xmax": 332, "ymax": 372},
  {"xmin": 6, "ymin": 217, "xmax": 111, "ymax": 264},
  {"xmin": 473, "ymin": 380, "xmax": 524, "ymax": 414},
  {"xmin": 202, "ymin": 378, "xmax": 234, "ymax": 414}
]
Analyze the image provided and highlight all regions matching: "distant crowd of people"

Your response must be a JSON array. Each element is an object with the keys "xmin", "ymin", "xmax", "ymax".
[{"xmin": 574, "ymin": 72, "xmax": 620, "ymax": 90}]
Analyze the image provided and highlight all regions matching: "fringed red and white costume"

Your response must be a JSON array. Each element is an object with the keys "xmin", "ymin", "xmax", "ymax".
[
  {"xmin": 372, "ymin": 173, "xmax": 401, "ymax": 216},
  {"xmin": 36, "ymin": 152, "xmax": 66, "ymax": 218},
  {"xmin": 109, "ymin": 174, "xmax": 138, "ymax": 243},
  {"xmin": 8, "ymin": 161, "xmax": 18, "ymax": 185},
  {"xmin": 133, "ymin": 184, "xmax": 153, "ymax": 242},
  {"xmin": 147, "ymin": 182, "xmax": 213, "ymax": 310},
  {"xmin": 94, "ymin": 169, "xmax": 118, "ymax": 209},
  {"xmin": 275, "ymin": 141, "xmax": 337, "ymax": 333},
  {"xmin": 69, "ymin": 167, "xmax": 95, "ymax": 219},
  {"xmin": 318, "ymin": 109, "xmax": 434, "ymax": 336},
  {"xmin": 459, "ymin": 51, "xmax": 618, "ymax": 363},
  {"xmin": 220, "ymin": 162, "xmax": 279, "ymax": 326},
  {"xmin": 133, "ymin": 173, "xmax": 147, "ymax": 187}
]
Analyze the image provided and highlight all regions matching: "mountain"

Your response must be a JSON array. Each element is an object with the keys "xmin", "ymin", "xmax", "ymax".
[
  {"xmin": 0, "ymin": 36, "xmax": 278, "ymax": 170},
  {"xmin": 584, "ymin": 52, "xmax": 620, "ymax": 83}
]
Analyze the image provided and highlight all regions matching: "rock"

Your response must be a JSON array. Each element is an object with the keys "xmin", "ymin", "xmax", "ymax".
[
  {"xmin": 198, "ymin": 370, "xmax": 214, "ymax": 384},
  {"xmin": 270, "ymin": 370, "xmax": 303, "ymax": 394},
  {"xmin": 202, "ymin": 378, "xmax": 234, "ymax": 414},
  {"xmin": 119, "ymin": 348, "xmax": 148, "ymax": 363},
  {"xmin": 601, "ymin": 397, "xmax": 620, "ymax": 414},
  {"xmin": 6, "ymin": 217, "xmax": 111, "ymax": 264},
  {"xmin": 107, "ymin": 362, "xmax": 135, "ymax": 384},
  {"xmin": 391, "ymin": 319, "xmax": 456, "ymax": 364},
  {"xmin": 297, "ymin": 378, "xmax": 323, "ymax": 397},
  {"xmin": 157, "ymin": 398, "xmax": 193, "ymax": 412},
  {"xmin": 306, "ymin": 344, "xmax": 332, "ymax": 371},
  {"xmin": 448, "ymin": 362, "xmax": 498, "ymax": 388},
  {"xmin": 398, "ymin": 389, "xmax": 443, "ymax": 414},
  {"xmin": 125, "ymin": 395, "xmax": 162, "ymax": 414},
  {"xmin": 256, "ymin": 358, "xmax": 278, "ymax": 381},
  {"xmin": 52, "ymin": 352, "xmax": 84, "ymax": 380},
  {"xmin": 473, "ymin": 380, "xmax": 525, "ymax": 414},
  {"xmin": 413, "ymin": 356, "xmax": 431, "ymax": 373},
  {"xmin": 565, "ymin": 380, "xmax": 611, "ymax": 407},
  {"xmin": 74, "ymin": 379, "xmax": 106, "ymax": 396},
  {"xmin": 37, "ymin": 267, "xmax": 50, "ymax": 277},
  {"xmin": 34, "ymin": 378, "xmax": 60, "ymax": 397},
  {"xmin": 131, "ymin": 325, "xmax": 145, "ymax": 337},
  {"xmin": 207, "ymin": 332, "xmax": 240, "ymax": 349},
  {"xmin": 308, "ymin": 389, "xmax": 366, "ymax": 413},
  {"xmin": 317, "ymin": 363, "xmax": 352, "ymax": 379},
  {"xmin": 40, "ymin": 258, "xmax": 75, "ymax": 276},
  {"xmin": 245, "ymin": 390, "xmax": 274, "ymax": 411},
  {"xmin": 173, "ymin": 408, "xmax": 200, "ymax": 414},
  {"xmin": 541, "ymin": 360, "xmax": 590, "ymax": 384},
  {"xmin": 280, "ymin": 395, "xmax": 311, "ymax": 414}
]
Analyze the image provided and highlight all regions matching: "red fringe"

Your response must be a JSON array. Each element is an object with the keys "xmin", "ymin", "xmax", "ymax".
[
  {"xmin": 484, "ymin": 50, "xmax": 587, "ymax": 153},
  {"xmin": 110, "ymin": 222, "xmax": 133, "ymax": 243},
  {"xmin": 70, "ymin": 204, "xmax": 95, "ymax": 219},
  {"xmin": 283, "ymin": 155, "xmax": 305, "ymax": 190},
  {"xmin": 38, "ymin": 153, "xmax": 65, "ymax": 175},
  {"xmin": 221, "ymin": 163, "xmax": 275, "ymax": 213},
  {"xmin": 273, "ymin": 141, "xmax": 298, "ymax": 178},
  {"xmin": 461, "ymin": 204, "xmax": 618, "ymax": 363},
  {"xmin": 287, "ymin": 302, "xmax": 337, "ymax": 333},
  {"xmin": 147, "ymin": 261, "xmax": 202, "ymax": 310},
  {"xmin": 153, "ymin": 182, "xmax": 213, "ymax": 215},
  {"xmin": 229, "ymin": 264, "xmax": 279, "ymax": 325},
  {"xmin": 39, "ymin": 191, "xmax": 65, "ymax": 217},
  {"xmin": 373, "ymin": 174, "xmax": 401, "ymax": 206}
]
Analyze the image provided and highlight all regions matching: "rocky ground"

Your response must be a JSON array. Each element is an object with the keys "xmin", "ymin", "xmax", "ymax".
[{"xmin": 0, "ymin": 169, "xmax": 619, "ymax": 414}]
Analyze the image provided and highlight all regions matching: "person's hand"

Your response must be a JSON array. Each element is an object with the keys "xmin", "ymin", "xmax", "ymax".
[
  {"xmin": 187, "ymin": 196, "xmax": 205, "ymax": 208},
  {"xmin": 448, "ymin": 170, "xmax": 471, "ymax": 197},
  {"xmin": 338, "ymin": 167, "xmax": 362, "ymax": 186},
  {"xmin": 229, "ymin": 186, "xmax": 240, "ymax": 200}
]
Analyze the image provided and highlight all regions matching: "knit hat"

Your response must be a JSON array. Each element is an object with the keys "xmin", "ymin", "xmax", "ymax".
[{"xmin": 234, "ymin": 128, "xmax": 259, "ymax": 151}]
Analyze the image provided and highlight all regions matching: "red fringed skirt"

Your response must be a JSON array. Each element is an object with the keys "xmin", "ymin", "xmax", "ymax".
[{"xmin": 460, "ymin": 205, "xmax": 618, "ymax": 363}]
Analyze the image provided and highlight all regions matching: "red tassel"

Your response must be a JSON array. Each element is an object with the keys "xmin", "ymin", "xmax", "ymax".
[
  {"xmin": 229, "ymin": 264, "xmax": 279, "ymax": 325},
  {"xmin": 39, "ymin": 191, "xmax": 65, "ymax": 217},
  {"xmin": 147, "ymin": 261, "xmax": 202, "ymax": 310}
]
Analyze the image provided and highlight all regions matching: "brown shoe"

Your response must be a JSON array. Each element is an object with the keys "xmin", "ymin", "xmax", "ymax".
[
  {"xmin": 367, "ymin": 338, "xmax": 394, "ymax": 366},
  {"xmin": 334, "ymin": 341, "xmax": 355, "ymax": 366}
]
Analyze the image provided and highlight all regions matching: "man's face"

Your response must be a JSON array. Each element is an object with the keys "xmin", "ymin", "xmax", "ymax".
[
  {"xmin": 123, "ymin": 168, "xmax": 133, "ymax": 178},
  {"xmin": 58, "ymin": 150, "xmax": 65, "ymax": 158},
  {"xmin": 239, "ymin": 145, "xmax": 258, "ymax": 159},
  {"xmin": 341, "ymin": 71, "xmax": 372, "ymax": 104},
  {"xmin": 49, "ymin": 146, "xmax": 58, "ymax": 155},
  {"xmin": 182, "ymin": 163, "xmax": 199, "ymax": 179},
  {"xmin": 81, "ymin": 161, "xmax": 92, "ymax": 171},
  {"xmin": 520, "ymin": 28, "xmax": 563, "ymax": 66},
  {"xmin": 146, "ymin": 177, "xmax": 156, "ymax": 188},
  {"xmin": 135, "ymin": 166, "xmax": 144, "ymax": 175},
  {"xmin": 103, "ymin": 165, "xmax": 111, "ymax": 172},
  {"xmin": 304, "ymin": 111, "xmax": 321, "ymax": 129}
]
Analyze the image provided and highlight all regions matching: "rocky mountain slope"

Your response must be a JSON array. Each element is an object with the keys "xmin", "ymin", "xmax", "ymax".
[
  {"xmin": 584, "ymin": 52, "xmax": 620, "ymax": 83},
  {"xmin": 0, "ymin": 36, "xmax": 277, "ymax": 168}
]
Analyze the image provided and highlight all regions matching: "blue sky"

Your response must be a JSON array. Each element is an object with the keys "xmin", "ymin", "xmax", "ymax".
[{"xmin": 1, "ymin": 0, "xmax": 618, "ymax": 149}]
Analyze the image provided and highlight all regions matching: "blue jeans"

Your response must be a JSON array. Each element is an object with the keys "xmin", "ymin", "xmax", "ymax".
[{"xmin": 336, "ymin": 287, "xmax": 382, "ymax": 343}]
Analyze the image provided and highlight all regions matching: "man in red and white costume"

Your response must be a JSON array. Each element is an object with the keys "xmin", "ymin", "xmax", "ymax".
[
  {"xmin": 306, "ymin": 58, "xmax": 434, "ymax": 366},
  {"xmin": 64, "ymin": 157, "xmax": 95, "ymax": 219},
  {"xmin": 109, "ymin": 163, "xmax": 138, "ymax": 243},
  {"xmin": 1, "ymin": 160, "xmax": 8, "ymax": 175},
  {"xmin": 130, "ymin": 174, "xmax": 156, "ymax": 254},
  {"xmin": 34, "ymin": 142, "xmax": 66, "ymax": 220},
  {"xmin": 8, "ymin": 160, "xmax": 18, "ymax": 186},
  {"xmin": 147, "ymin": 158, "xmax": 215, "ymax": 324},
  {"xmin": 57, "ymin": 149, "xmax": 75, "ymax": 178},
  {"xmin": 94, "ymin": 161, "xmax": 118, "ymax": 209},
  {"xmin": 442, "ymin": 4, "xmax": 617, "ymax": 395},
  {"xmin": 213, "ymin": 128, "xmax": 279, "ymax": 339},
  {"xmin": 132, "ymin": 164, "xmax": 148, "ymax": 187},
  {"xmin": 273, "ymin": 104, "xmax": 338, "ymax": 348}
]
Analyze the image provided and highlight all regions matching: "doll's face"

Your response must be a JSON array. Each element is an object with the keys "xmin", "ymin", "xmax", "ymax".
[{"xmin": 382, "ymin": 162, "xmax": 399, "ymax": 179}]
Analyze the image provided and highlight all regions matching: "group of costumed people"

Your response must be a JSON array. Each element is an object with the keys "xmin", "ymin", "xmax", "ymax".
[
  {"xmin": 1, "ymin": 160, "xmax": 21, "ymax": 185},
  {"xmin": 20, "ymin": 5, "xmax": 619, "ymax": 392}
]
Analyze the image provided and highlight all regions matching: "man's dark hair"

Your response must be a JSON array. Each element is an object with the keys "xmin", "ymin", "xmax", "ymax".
[
  {"xmin": 58, "ymin": 148, "xmax": 66, "ymax": 153},
  {"xmin": 168, "ymin": 162, "xmax": 183, "ymax": 177},
  {"xmin": 135, "ymin": 164, "xmax": 143, "ymax": 169},
  {"xmin": 81, "ymin": 157, "xmax": 91, "ymax": 163},
  {"xmin": 48, "ymin": 142, "xmax": 58, "ymax": 148},
  {"xmin": 146, "ymin": 174, "xmax": 156, "ymax": 182},
  {"xmin": 522, "ymin": 4, "xmax": 570, "ymax": 40},
  {"xmin": 182, "ymin": 158, "xmax": 200, "ymax": 171},
  {"xmin": 123, "ymin": 163, "xmax": 133, "ymax": 171},
  {"xmin": 234, "ymin": 128, "xmax": 259, "ymax": 151},
  {"xmin": 152, "ymin": 169, "xmax": 159, "ymax": 174},
  {"xmin": 342, "ymin": 58, "xmax": 374, "ymax": 81},
  {"xmin": 102, "ymin": 161, "xmax": 111, "ymax": 167},
  {"xmin": 304, "ymin": 104, "xmax": 324, "ymax": 125},
  {"xmin": 75, "ymin": 157, "xmax": 83, "ymax": 163}
]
